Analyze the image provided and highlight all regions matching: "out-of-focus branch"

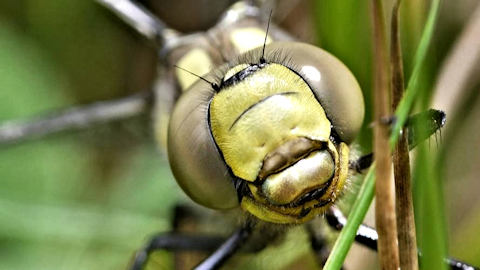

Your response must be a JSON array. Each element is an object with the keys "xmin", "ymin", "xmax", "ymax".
[
  {"xmin": 95, "ymin": 0, "xmax": 177, "ymax": 47},
  {"xmin": 0, "ymin": 91, "xmax": 153, "ymax": 145}
]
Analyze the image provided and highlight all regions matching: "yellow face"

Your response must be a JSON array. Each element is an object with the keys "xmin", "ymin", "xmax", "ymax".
[{"xmin": 209, "ymin": 63, "xmax": 350, "ymax": 223}]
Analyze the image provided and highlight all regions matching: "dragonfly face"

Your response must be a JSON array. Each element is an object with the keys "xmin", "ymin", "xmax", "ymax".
[
  {"xmin": 168, "ymin": 39, "xmax": 364, "ymax": 223},
  {"xmin": 2, "ymin": 1, "xmax": 478, "ymax": 269}
]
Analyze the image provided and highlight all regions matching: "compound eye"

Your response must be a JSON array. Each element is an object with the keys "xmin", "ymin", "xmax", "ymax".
[
  {"xmin": 266, "ymin": 42, "xmax": 365, "ymax": 144},
  {"xmin": 167, "ymin": 78, "xmax": 239, "ymax": 210}
]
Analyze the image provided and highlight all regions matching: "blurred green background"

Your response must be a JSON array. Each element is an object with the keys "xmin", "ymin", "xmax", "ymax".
[
  {"xmin": 0, "ymin": 0, "xmax": 479, "ymax": 269},
  {"xmin": 0, "ymin": 1, "xmax": 178, "ymax": 269}
]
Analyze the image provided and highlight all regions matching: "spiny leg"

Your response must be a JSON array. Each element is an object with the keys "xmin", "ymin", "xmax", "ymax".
[
  {"xmin": 172, "ymin": 204, "xmax": 233, "ymax": 269},
  {"xmin": 325, "ymin": 207, "xmax": 479, "ymax": 270},
  {"xmin": 131, "ymin": 204, "xmax": 254, "ymax": 270},
  {"xmin": 173, "ymin": 204, "xmax": 255, "ymax": 270},
  {"xmin": 130, "ymin": 233, "xmax": 227, "ymax": 270},
  {"xmin": 194, "ymin": 224, "xmax": 253, "ymax": 270},
  {"xmin": 174, "ymin": 204, "xmax": 254, "ymax": 270},
  {"xmin": 135, "ymin": 204, "xmax": 227, "ymax": 270},
  {"xmin": 130, "ymin": 225, "xmax": 253, "ymax": 270},
  {"xmin": 325, "ymin": 207, "xmax": 378, "ymax": 251}
]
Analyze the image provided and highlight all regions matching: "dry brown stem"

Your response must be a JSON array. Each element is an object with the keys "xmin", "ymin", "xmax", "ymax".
[
  {"xmin": 372, "ymin": 0, "xmax": 400, "ymax": 269},
  {"xmin": 390, "ymin": 1, "xmax": 419, "ymax": 269}
]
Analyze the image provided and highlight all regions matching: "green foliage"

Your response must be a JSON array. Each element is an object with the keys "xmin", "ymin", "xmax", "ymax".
[
  {"xmin": 0, "ymin": 2, "xmax": 178, "ymax": 270},
  {"xmin": 323, "ymin": 0, "xmax": 455, "ymax": 269}
]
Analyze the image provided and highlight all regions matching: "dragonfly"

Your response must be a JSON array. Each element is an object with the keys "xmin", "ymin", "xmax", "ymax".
[{"xmin": 0, "ymin": 1, "xmax": 477, "ymax": 270}]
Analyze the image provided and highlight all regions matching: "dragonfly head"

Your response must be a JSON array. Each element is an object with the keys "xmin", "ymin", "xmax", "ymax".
[{"xmin": 167, "ymin": 42, "xmax": 364, "ymax": 224}]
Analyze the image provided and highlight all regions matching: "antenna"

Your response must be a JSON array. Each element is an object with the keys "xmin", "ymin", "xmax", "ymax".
[
  {"xmin": 174, "ymin": 65, "xmax": 220, "ymax": 91},
  {"xmin": 260, "ymin": 9, "xmax": 273, "ymax": 64}
]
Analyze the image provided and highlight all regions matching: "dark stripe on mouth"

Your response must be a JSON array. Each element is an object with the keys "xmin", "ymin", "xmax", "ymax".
[
  {"xmin": 298, "ymin": 198, "xmax": 332, "ymax": 219},
  {"xmin": 229, "ymin": 91, "xmax": 298, "ymax": 131},
  {"xmin": 313, "ymin": 198, "xmax": 332, "ymax": 208},
  {"xmin": 289, "ymin": 178, "xmax": 333, "ymax": 207},
  {"xmin": 299, "ymin": 208, "xmax": 311, "ymax": 218}
]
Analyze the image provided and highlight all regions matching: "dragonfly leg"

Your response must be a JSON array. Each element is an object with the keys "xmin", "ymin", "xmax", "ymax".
[
  {"xmin": 130, "ymin": 233, "xmax": 227, "ymax": 270},
  {"xmin": 194, "ymin": 224, "xmax": 253, "ymax": 270},
  {"xmin": 325, "ymin": 206, "xmax": 479, "ymax": 270},
  {"xmin": 131, "ymin": 204, "xmax": 254, "ymax": 270},
  {"xmin": 325, "ymin": 206, "xmax": 377, "ymax": 250}
]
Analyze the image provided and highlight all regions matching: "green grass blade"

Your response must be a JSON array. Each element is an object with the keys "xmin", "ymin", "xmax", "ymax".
[
  {"xmin": 323, "ymin": 1, "xmax": 442, "ymax": 269},
  {"xmin": 389, "ymin": 0, "xmax": 441, "ymax": 146},
  {"xmin": 323, "ymin": 166, "xmax": 376, "ymax": 270},
  {"xmin": 414, "ymin": 144, "xmax": 448, "ymax": 270}
]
